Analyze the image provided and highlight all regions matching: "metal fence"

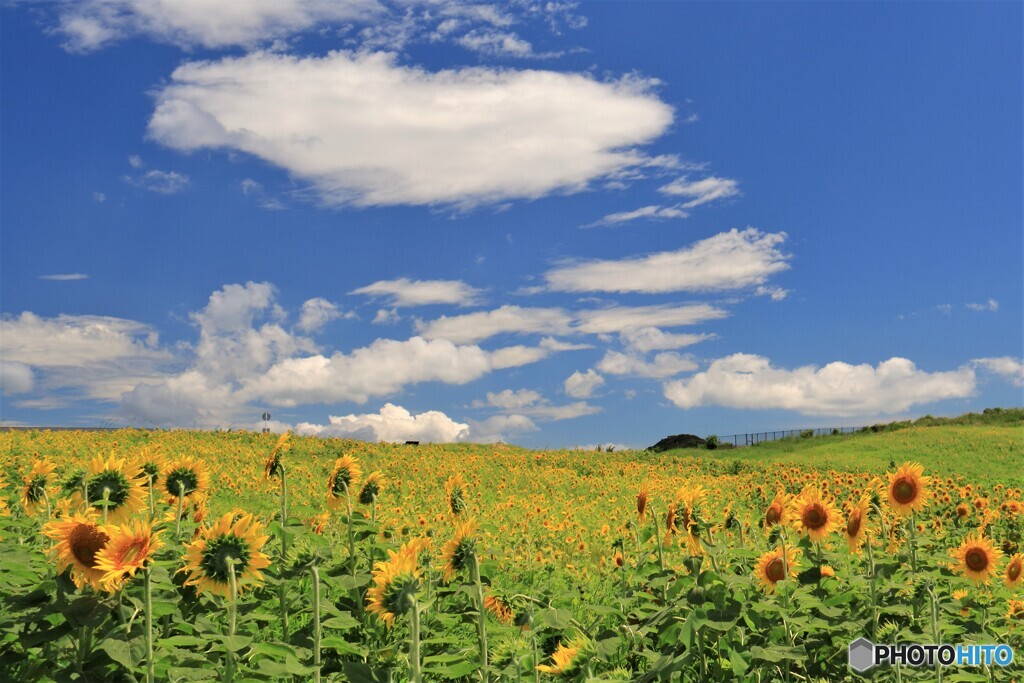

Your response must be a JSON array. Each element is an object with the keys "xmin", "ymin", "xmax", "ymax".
[{"xmin": 718, "ymin": 426, "xmax": 863, "ymax": 447}]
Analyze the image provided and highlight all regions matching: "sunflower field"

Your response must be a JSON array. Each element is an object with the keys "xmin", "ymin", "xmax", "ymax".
[{"xmin": 0, "ymin": 423, "xmax": 1022, "ymax": 682}]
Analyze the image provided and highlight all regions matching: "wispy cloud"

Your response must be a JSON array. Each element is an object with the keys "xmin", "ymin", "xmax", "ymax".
[
  {"xmin": 39, "ymin": 273, "xmax": 89, "ymax": 281},
  {"xmin": 352, "ymin": 278, "xmax": 483, "ymax": 307},
  {"xmin": 124, "ymin": 169, "xmax": 190, "ymax": 194},
  {"xmin": 583, "ymin": 204, "xmax": 689, "ymax": 228},
  {"xmin": 965, "ymin": 299, "xmax": 999, "ymax": 312},
  {"xmin": 545, "ymin": 228, "xmax": 789, "ymax": 294},
  {"xmin": 658, "ymin": 175, "xmax": 741, "ymax": 208}
]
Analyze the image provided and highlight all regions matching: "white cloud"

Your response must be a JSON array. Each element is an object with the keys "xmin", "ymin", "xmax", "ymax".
[
  {"xmin": 297, "ymin": 297, "xmax": 343, "ymax": 332},
  {"xmin": 0, "ymin": 361, "xmax": 34, "ymax": 394},
  {"xmin": 619, "ymin": 327, "xmax": 714, "ymax": 353},
  {"xmin": 128, "ymin": 154, "xmax": 144, "ymax": 169},
  {"xmin": 372, "ymin": 309, "xmax": 402, "ymax": 325},
  {"xmin": 488, "ymin": 345, "xmax": 551, "ymax": 369},
  {"xmin": 564, "ymin": 369, "xmax": 604, "ymax": 398},
  {"xmin": 417, "ymin": 306, "xmax": 572, "ymax": 344},
  {"xmin": 658, "ymin": 175, "xmax": 741, "ymax": 208},
  {"xmin": 124, "ymin": 169, "xmax": 190, "ymax": 194},
  {"xmin": 545, "ymin": 228, "xmax": 790, "ymax": 294},
  {"xmin": 0, "ymin": 312, "xmax": 168, "ymax": 368},
  {"xmin": 966, "ymin": 299, "xmax": 999, "ymax": 312},
  {"xmin": 457, "ymin": 30, "xmax": 549, "ymax": 58},
  {"xmin": 970, "ymin": 357, "xmax": 1024, "ymax": 387},
  {"xmin": 584, "ymin": 204, "xmax": 689, "ymax": 228},
  {"xmin": 416, "ymin": 303, "xmax": 725, "ymax": 344},
  {"xmin": 466, "ymin": 414, "xmax": 538, "ymax": 443},
  {"xmin": 39, "ymin": 273, "xmax": 90, "ymax": 281},
  {"xmin": 755, "ymin": 285, "xmax": 790, "ymax": 301},
  {"xmin": 598, "ymin": 351, "xmax": 697, "ymax": 378},
  {"xmin": 57, "ymin": 0, "xmax": 381, "ymax": 51},
  {"xmin": 663, "ymin": 354, "xmax": 976, "ymax": 417},
  {"xmin": 147, "ymin": 51, "xmax": 674, "ymax": 208},
  {"xmin": 298, "ymin": 403, "xmax": 470, "ymax": 443},
  {"xmin": 485, "ymin": 389, "xmax": 543, "ymax": 410},
  {"xmin": 575, "ymin": 304, "xmax": 726, "ymax": 335},
  {"xmin": 351, "ymin": 278, "xmax": 483, "ymax": 307},
  {"xmin": 92, "ymin": 192, "xmax": 107, "ymax": 202}
]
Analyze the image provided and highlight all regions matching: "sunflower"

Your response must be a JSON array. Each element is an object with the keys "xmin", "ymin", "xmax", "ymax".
[
  {"xmin": 180, "ymin": 512, "xmax": 271, "ymax": 599},
  {"xmin": 754, "ymin": 545, "xmax": 800, "ymax": 594},
  {"xmin": 1007, "ymin": 599, "xmax": 1024, "ymax": 621},
  {"xmin": 1005, "ymin": 553, "xmax": 1023, "ymax": 589},
  {"xmin": 612, "ymin": 551, "xmax": 625, "ymax": 568},
  {"xmin": 949, "ymin": 531, "xmax": 1003, "ymax": 585},
  {"xmin": 366, "ymin": 539, "xmax": 423, "ymax": 627},
  {"xmin": 763, "ymin": 489, "xmax": 790, "ymax": 528},
  {"xmin": 75, "ymin": 455, "xmax": 146, "ymax": 524},
  {"xmin": 94, "ymin": 519, "xmax": 163, "ymax": 590},
  {"xmin": 359, "ymin": 471, "xmax": 384, "ymax": 506},
  {"xmin": 0, "ymin": 475, "xmax": 8, "ymax": 517},
  {"xmin": 484, "ymin": 592, "xmax": 514, "ymax": 625},
  {"xmin": 441, "ymin": 516, "xmax": 478, "ymax": 581},
  {"xmin": 443, "ymin": 473, "xmax": 468, "ymax": 515},
  {"xmin": 843, "ymin": 496, "xmax": 871, "ymax": 554},
  {"xmin": 21, "ymin": 460, "xmax": 56, "ymax": 515},
  {"xmin": 133, "ymin": 447, "xmax": 165, "ymax": 488},
  {"xmin": 163, "ymin": 455, "xmax": 210, "ymax": 504},
  {"xmin": 636, "ymin": 487, "xmax": 649, "ymax": 521},
  {"xmin": 887, "ymin": 462, "xmax": 931, "ymax": 515},
  {"xmin": 43, "ymin": 512, "xmax": 111, "ymax": 591},
  {"xmin": 326, "ymin": 456, "xmax": 362, "ymax": 510},
  {"xmin": 264, "ymin": 432, "xmax": 291, "ymax": 480},
  {"xmin": 536, "ymin": 642, "xmax": 585, "ymax": 676},
  {"xmin": 664, "ymin": 504, "xmax": 678, "ymax": 536},
  {"xmin": 790, "ymin": 487, "xmax": 841, "ymax": 543}
]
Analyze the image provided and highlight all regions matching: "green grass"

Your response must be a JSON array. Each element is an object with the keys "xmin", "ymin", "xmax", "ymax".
[{"xmin": 686, "ymin": 422, "xmax": 1023, "ymax": 483}]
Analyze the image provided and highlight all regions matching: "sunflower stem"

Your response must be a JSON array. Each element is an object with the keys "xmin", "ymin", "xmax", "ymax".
[
  {"xmin": 470, "ymin": 554, "xmax": 489, "ymax": 682},
  {"xmin": 102, "ymin": 487, "xmax": 111, "ymax": 525},
  {"xmin": 909, "ymin": 510, "xmax": 919, "ymax": 572},
  {"xmin": 345, "ymin": 486, "xmax": 356, "ymax": 578},
  {"xmin": 649, "ymin": 504, "xmax": 667, "ymax": 603},
  {"xmin": 409, "ymin": 596, "xmax": 422, "ymax": 683},
  {"xmin": 865, "ymin": 533, "xmax": 879, "ymax": 639},
  {"xmin": 531, "ymin": 627, "xmax": 540, "ymax": 683},
  {"xmin": 927, "ymin": 585, "xmax": 942, "ymax": 683},
  {"xmin": 279, "ymin": 467, "xmax": 289, "ymax": 642},
  {"xmin": 175, "ymin": 482, "xmax": 185, "ymax": 541},
  {"xmin": 144, "ymin": 567, "xmax": 155, "ymax": 683},
  {"xmin": 147, "ymin": 475, "xmax": 155, "ymax": 522},
  {"xmin": 226, "ymin": 560, "xmax": 238, "ymax": 683},
  {"xmin": 310, "ymin": 564, "xmax": 321, "ymax": 683}
]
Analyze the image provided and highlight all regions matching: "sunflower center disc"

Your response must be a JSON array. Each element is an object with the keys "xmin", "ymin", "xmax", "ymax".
[
  {"xmin": 69, "ymin": 523, "xmax": 110, "ymax": 568},
  {"xmin": 803, "ymin": 504, "xmax": 825, "ymax": 528},
  {"xmin": 766, "ymin": 558, "xmax": 786, "ymax": 582},
  {"xmin": 846, "ymin": 513, "xmax": 862, "ymax": 537},
  {"xmin": 965, "ymin": 548, "xmax": 988, "ymax": 572},
  {"xmin": 893, "ymin": 479, "xmax": 917, "ymax": 504}
]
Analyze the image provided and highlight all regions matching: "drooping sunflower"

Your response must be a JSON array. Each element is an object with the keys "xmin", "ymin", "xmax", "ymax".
[
  {"xmin": 843, "ymin": 496, "xmax": 871, "ymax": 554},
  {"xmin": 444, "ymin": 473, "xmax": 467, "ymax": 515},
  {"xmin": 359, "ymin": 471, "xmax": 384, "ymax": 506},
  {"xmin": 636, "ymin": 487, "xmax": 649, "ymax": 521},
  {"xmin": 366, "ymin": 539, "xmax": 423, "ymax": 627},
  {"xmin": 949, "ymin": 531, "xmax": 1003, "ymax": 585},
  {"xmin": 536, "ymin": 641, "xmax": 585, "ymax": 676},
  {"xmin": 1004, "ymin": 553, "xmax": 1023, "ymax": 589},
  {"xmin": 76, "ymin": 455, "xmax": 146, "ymax": 524},
  {"xmin": 754, "ymin": 545, "xmax": 800, "ymax": 594},
  {"xmin": 21, "ymin": 460, "xmax": 56, "ymax": 515},
  {"xmin": 264, "ymin": 431, "xmax": 291, "ymax": 480},
  {"xmin": 441, "ymin": 516, "xmax": 478, "ymax": 582},
  {"xmin": 887, "ymin": 462, "xmax": 931, "ymax": 515},
  {"xmin": 94, "ymin": 519, "xmax": 163, "ymax": 591},
  {"xmin": 326, "ymin": 455, "xmax": 362, "ymax": 510},
  {"xmin": 484, "ymin": 592, "xmax": 514, "ymax": 625},
  {"xmin": 763, "ymin": 489, "xmax": 790, "ymax": 529},
  {"xmin": 43, "ymin": 512, "xmax": 112, "ymax": 591},
  {"xmin": 790, "ymin": 487, "xmax": 841, "ymax": 543},
  {"xmin": 180, "ymin": 512, "xmax": 271, "ymax": 599},
  {"xmin": 163, "ymin": 455, "xmax": 210, "ymax": 504},
  {"xmin": 59, "ymin": 468, "xmax": 87, "ymax": 498},
  {"xmin": 1007, "ymin": 599, "xmax": 1024, "ymax": 622}
]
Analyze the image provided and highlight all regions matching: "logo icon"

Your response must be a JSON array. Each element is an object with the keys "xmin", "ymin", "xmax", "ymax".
[{"xmin": 849, "ymin": 637, "xmax": 875, "ymax": 673}]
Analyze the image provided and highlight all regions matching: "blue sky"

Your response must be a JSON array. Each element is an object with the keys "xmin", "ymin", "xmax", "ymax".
[{"xmin": 1, "ymin": 1, "xmax": 1021, "ymax": 447}]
